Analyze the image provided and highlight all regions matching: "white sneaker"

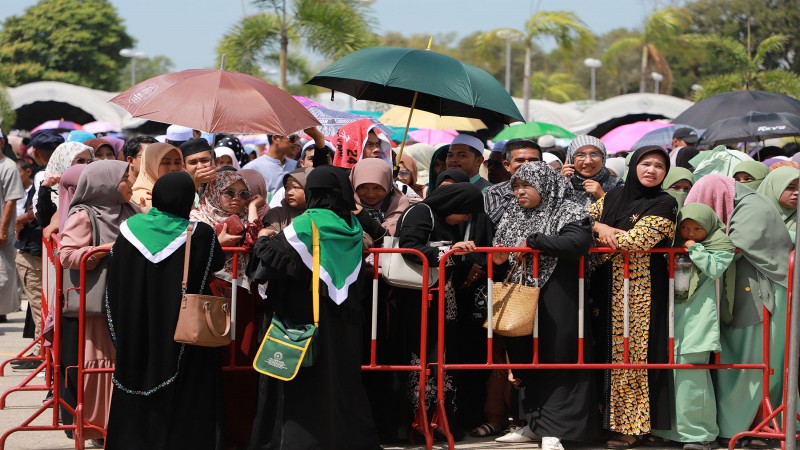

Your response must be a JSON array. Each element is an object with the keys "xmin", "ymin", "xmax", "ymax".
[
  {"xmin": 495, "ymin": 426, "xmax": 541, "ymax": 443},
  {"xmin": 542, "ymin": 436, "xmax": 565, "ymax": 450}
]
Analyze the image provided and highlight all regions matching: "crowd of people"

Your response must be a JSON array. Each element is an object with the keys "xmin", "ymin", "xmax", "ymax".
[{"xmin": 0, "ymin": 120, "xmax": 798, "ymax": 450}]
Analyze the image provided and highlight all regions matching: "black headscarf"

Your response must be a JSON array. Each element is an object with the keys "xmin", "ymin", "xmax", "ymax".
[
  {"xmin": 674, "ymin": 146, "xmax": 699, "ymax": 171},
  {"xmin": 305, "ymin": 165, "xmax": 356, "ymax": 221},
  {"xmin": 419, "ymin": 182, "xmax": 485, "ymax": 243},
  {"xmin": 152, "ymin": 171, "xmax": 196, "ymax": 219},
  {"xmin": 599, "ymin": 145, "xmax": 677, "ymax": 231},
  {"xmin": 215, "ymin": 135, "xmax": 249, "ymax": 169},
  {"xmin": 435, "ymin": 169, "xmax": 470, "ymax": 187}
]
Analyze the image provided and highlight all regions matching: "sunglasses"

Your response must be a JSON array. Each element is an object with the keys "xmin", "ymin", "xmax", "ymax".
[{"xmin": 221, "ymin": 189, "xmax": 253, "ymax": 201}]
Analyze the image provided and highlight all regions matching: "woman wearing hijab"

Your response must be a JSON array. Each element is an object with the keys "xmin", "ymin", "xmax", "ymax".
[
  {"xmin": 650, "ymin": 203, "xmax": 735, "ymax": 449},
  {"xmin": 396, "ymin": 153, "xmax": 427, "ymax": 199},
  {"xmin": 262, "ymin": 168, "xmax": 311, "ymax": 236},
  {"xmin": 427, "ymin": 145, "xmax": 450, "ymax": 193},
  {"xmin": 214, "ymin": 146, "xmax": 242, "ymax": 170},
  {"xmin": 58, "ymin": 160, "xmax": 139, "ymax": 446},
  {"xmin": 435, "ymin": 169, "xmax": 470, "ymax": 187},
  {"xmin": 662, "ymin": 166, "xmax": 695, "ymax": 211},
  {"xmin": 685, "ymin": 173, "xmax": 793, "ymax": 447},
  {"xmin": 587, "ymin": 146, "xmax": 677, "ymax": 448},
  {"xmin": 131, "ymin": 143, "xmax": 184, "ymax": 207},
  {"xmin": 758, "ymin": 166, "xmax": 799, "ymax": 241},
  {"xmin": 563, "ymin": 135, "xmax": 624, "ymax": 207},
  {"xmin": 247, "ymin": 165, "xmax": 380, "ymax": 449},
  {"xmin": 239, "ymin": 168, "xmax": 269, "ymax": 222},
  {"xmin": 105, "ymin": 172, "xmax": 225, "ymax": 450},
  {"xmin": 190, "ymin": 170, "xmax": 264, "ymax": 448},
  {"xmin": 492, "ymin": 162, "xmax": 594, "ymax": 450},
  {"xmin": 102, "ymin": 136, "xmax": 126, "ymax": 161},
  {"xmin": 83, "ymin": 138, "xmax": 117, "ymax": 160},
  {"xmin": 396, "ymin": 182, "xmax": 485, "ymax": 439},
  {"xmin": 732, "ymin": 160, "xmax": 770, "ymax": 190},
  {"xmin": 35, "ymin": 142, "xmax": 94, "ymax": 236},
  {"xmin": 216, "ymin": 135, "xmax": 250, "ymax": 169},
  {"xmin": 350, "ymin": 158, "xmax": 410, "ymax": 237}
]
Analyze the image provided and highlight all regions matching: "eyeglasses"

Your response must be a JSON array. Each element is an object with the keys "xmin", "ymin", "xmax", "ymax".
[
  {"xmin": 221, "ymin": 189, "xmax": 253, "ymax": 201},
  {"xmin": 572, "ymin": 153, "xmax": 603, "ymax": 161},
  {"xmin": 397, "ymin": 169, "xmax": 411, "ymax": 176}
]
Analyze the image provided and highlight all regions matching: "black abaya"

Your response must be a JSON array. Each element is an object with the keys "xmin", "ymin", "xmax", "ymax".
[{"xmin": 105, "ymin": 222, "xmax": 225, "ymax": 450}]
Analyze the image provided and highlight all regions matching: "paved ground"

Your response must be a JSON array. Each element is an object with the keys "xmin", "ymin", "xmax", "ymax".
[{"xmin": 0, "ymin": 305, "xmax": 781, "ymax": 449}]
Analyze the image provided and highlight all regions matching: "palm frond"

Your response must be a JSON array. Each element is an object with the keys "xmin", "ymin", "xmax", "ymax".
[
  {"xmin": 215, "ymin": 13, "xmax": 282, "ymax": 76},
  {"xmin": 525, "ymin": 10, "xmax": 596, "ymax": 55},
  {"xmin": 753, "ymin": 34, "xmax": 789, "ymax": 68},
  {"xmin": 643, "ymin": 8, "xmax": 690, "ymax": 45},
  {"xmin": 693, "ymin": 73, "xmax": 743, "ymax": 100},
  {"xmin": 295, "ymin": 0, "xmax": 377, "ymax": 59},
  {"xmin": 756, "ymin": 69, "xmax": 800, "ymax": 98}
]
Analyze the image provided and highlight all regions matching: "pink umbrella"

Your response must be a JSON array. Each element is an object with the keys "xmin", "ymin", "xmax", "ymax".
[
  {"xmin": 408, "ymin": 129, "xmax": 457, "ymax": 145},
  {"xmin": 600, "ymin": 121, "xmax": 671, "ymax": 154},
  {"xmin": 82, "ymin": 120, "xmax": 120, "ymax": 134},
  {"xmin": 31, "ymin": 120, "xmax": 83, "ymax": 132},
  {"xmin": 293, "ymin": 95, "xmax": 323, "ymax": 109}
]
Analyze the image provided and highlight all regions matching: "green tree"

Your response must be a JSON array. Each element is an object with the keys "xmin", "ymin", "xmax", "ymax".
[
  {"xmin": 529, "ymin": 71, "xmax": 585, "ymax": 102},
  {"xmin": 602, "ymin": 8, "xmax": 690, "ymax": 95},
  {"xmin": 687, "ymin": 33, "xmax": 800, "ymax": 99},
  {"xmin": 117, "ymin": 55, "xmax": 175, "ymax": 90},
  {"xmin": 0, "ymin": 0, "xmax": 133, "ymax": 91},
  {"xmin": 478, "ymin": 11, "xmax": 595, "ymax": 119},
  {"xmin": 0, "ymin": 87, "xmax": 16, "ymax": 132},
  {"xmin": 224, "ymin": 0, "xmax": 377, "ymax": 90}
]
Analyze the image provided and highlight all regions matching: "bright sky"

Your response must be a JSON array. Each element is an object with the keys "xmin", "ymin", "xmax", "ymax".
[{"xmin": 5, "ymin": 0, "xmax": 655, "ymax": 71}]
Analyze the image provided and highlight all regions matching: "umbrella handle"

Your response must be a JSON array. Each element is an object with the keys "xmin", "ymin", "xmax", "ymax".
[{"xmin": 395, "ymin": 91, "xmax": 419, "ymax": 170}]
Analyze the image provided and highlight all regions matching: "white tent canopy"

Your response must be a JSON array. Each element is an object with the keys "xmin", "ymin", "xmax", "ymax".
[
  {"xmin": 8, "ymin": 81, "xmax": 146, "ymax": 130},
  {"xmin": 567, "ymin": 93, "xmax": 693, "ymax": 135}
]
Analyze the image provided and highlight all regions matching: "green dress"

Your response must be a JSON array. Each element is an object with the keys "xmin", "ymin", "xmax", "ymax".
[
  {"xmin": 662, "ymin": 167, "xmax": 694, "ymax": 212},
  {"xmin": 757, "ymin": 166, "xmax": 800, "ymax": 243},
  {"xmin": 653, "ymin": 203, "xmax": 734, "ymax": 443},
  {"xmin": 716, "ymin": 183, "xmax": 793, "ymax": 439}
]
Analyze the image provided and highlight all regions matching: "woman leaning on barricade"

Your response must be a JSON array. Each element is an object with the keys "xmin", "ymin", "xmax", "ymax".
[
  {"xmin": 491, "ymin": 161, "xmax": 595, "ymax": 450},
  {"xmin": 587, "ymin": 145, "xmax": 677, "ymax": 448}
]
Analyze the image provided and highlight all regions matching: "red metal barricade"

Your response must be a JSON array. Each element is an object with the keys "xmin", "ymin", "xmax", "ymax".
[
  {"xmin": 431, "ymin": 247, "xmax": 781, "ymax": 450},
  {"xmin": 0, "ymin": 236, "xmax": 54, "ymax": 404}
]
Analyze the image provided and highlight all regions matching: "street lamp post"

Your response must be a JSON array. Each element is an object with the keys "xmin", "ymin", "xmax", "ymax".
[
  {"xmin": 119, "ymin": 48, "xmax": 146, "ymax": 87},
  {"xmin": 496, "ymin": 29, "xmax": 522, "ymax": 94},
  {"xmin": 650, "ymin": 72, "xmax": 663, "ymax": 94},
  {"xmin": 584, "ymin": 58, "xmax": 602, "ymax": 102}
]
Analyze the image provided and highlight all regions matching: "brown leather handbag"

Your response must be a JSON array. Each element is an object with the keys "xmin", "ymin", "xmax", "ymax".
[{"xmin": 173, "ymin": 223, "xmax": 232, "ymax": 347}]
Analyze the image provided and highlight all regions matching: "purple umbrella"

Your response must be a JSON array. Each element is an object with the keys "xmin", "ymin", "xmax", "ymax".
[
  {"xmin": 82, "ymin": 120, "xmax": 120, "ymax": 134},
  {"xmin": 408, "ymin": 129, "xmax": 457, "ymax": 145},
  {"xmin": 31, "ymin": 120, "xmax": 83, "ymax": 132}
]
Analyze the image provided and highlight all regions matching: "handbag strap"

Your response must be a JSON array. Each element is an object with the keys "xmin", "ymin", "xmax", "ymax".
[
  {"xmin": 311, "ymin": 221, "xmax": 320, "ymax": 327},
  {"xmin": 398, "ymin": 202, "xmax": 435, "ymax": 241},
  {"xmin": 181, "ymin": 223, "xmax": 216, "ymax": 297},
  {"xmin": 181, "ymin": 223, "xmax": 194, "ymax": 296}
]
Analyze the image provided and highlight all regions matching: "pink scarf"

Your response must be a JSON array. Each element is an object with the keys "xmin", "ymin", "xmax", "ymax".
[{"xmin": 685, "ymin": 173, "xmax": 736, "ymax": 226}]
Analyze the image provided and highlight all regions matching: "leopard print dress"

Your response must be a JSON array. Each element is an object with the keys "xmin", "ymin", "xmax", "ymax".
[{"xmin": 588, "ymin": 196, "xmax": 676, "ymax": 436}]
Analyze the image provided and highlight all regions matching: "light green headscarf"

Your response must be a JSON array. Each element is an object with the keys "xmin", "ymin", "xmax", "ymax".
[
  {"xmin": 662, "ymin": 167, "xmax": 695, "ymax": 211},
  {"xmin": 732, "ymin": 160, "xmax": 770, "ymax": 190},
  {"xmin": 675, "ymin": 203, "xmax": 736, "ymax": 313},
  {"xmin": 757, "ymin": 166, "xmax": 800, "ymax": 232}
]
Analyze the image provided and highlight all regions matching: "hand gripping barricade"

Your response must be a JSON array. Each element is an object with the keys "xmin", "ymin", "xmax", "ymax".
[{"xmin": 426, "ymin": 246, "xmax": 795, "ymax": 450}]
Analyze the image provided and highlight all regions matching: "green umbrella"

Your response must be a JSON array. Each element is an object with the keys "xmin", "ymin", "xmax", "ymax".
[
  {"xmin": 307, "ymin": 46, "xmax": 524, "ymax": 133},
  {"xmin": 493, "ymin": 121, "xmax": 575, "ymax": 141},
  {"xmin": 348, "ymin": 109, "xmax": 416, "ymax": 142}
]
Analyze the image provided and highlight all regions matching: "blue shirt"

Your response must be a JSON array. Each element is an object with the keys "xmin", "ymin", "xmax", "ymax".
[{"xmin": 242, "ymin": 155, "xmax": 298, "ymax": 194}]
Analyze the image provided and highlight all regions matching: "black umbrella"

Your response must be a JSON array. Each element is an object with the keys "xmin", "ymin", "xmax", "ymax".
[
  {"xmin": 699, "ymin": 111, "xmax": 800, "ymax": 145},
  {"xmin": 673, "ymin": 90, "xmax": 800, "ymax": 128}
]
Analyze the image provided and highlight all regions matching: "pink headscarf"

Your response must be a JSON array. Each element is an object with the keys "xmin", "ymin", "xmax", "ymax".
[
  {"xmin": 685, "ymin": 173, "xmax": 736, "ymax": 226},
  {"xmin": 239, "ymin": 169, "xmax": 269, "ymax": 220},
  {"xmin": 57, "ymin": 164, "xmax": 87, "ymax": 230},
  {"xmin": 103, "ymin": 136, "xmax": 125, "ymax": 158}
]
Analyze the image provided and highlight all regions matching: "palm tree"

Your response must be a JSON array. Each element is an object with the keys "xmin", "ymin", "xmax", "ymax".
[
  {"xmin": 529, "ymin": 71, "xmax": 585, "ymax": 102},
  {"xmin": 688, "ymin": 33, "xmax": 800, "ymax": 100},
  {"xmin": 603, "ymin": 8, "xmax": 689, "ymax": 94},
  {"xmin": 478, "ymin": 11, "xmax": 594, "ymax": 119},
  {"xmin": 219, "ymin": 0, "xmax": 377, "ymax": 90}
]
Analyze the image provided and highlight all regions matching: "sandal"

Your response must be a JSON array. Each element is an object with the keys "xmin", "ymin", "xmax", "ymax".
[
  {"xmin": 606, "ymin": 434, "xmax": 641, "ymax": 449},
  {"xmin": 740, "ymin": 438, "xmax": 772, "ymax": 449},
  {"xmin": 471, "ymin": 423, "xmax": 500, "ymax": 437}
]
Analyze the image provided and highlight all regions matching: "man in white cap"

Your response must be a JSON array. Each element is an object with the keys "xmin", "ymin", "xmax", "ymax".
[
  {"xmin": 447, "ymin": 134, "xmax": 491, "ymax": 191},
  {"xmin": 165, "ymin": 124, "xmax": 193, "ymax": 148},
  {"xmin": 537, "ymin": 134, "xmax": 557, "ymax": 152}
]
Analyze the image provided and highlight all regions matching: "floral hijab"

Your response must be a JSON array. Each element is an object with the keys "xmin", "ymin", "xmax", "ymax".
[
  {"xmin": 44, "ymin": 142, "xmax": 93, "ymax": 182},
  {"xmin": 494, "ymin": 162, "xmax": 588, "ymax": 286},
  {"xmin": 190, "ymin": 171, "xmax": 251, "ymax": 285}
]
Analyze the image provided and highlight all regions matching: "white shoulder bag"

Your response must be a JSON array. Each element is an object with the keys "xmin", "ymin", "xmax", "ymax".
[{"xmin": 380, "ymin": 203, "xmax": 441, "ymax": 289}]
